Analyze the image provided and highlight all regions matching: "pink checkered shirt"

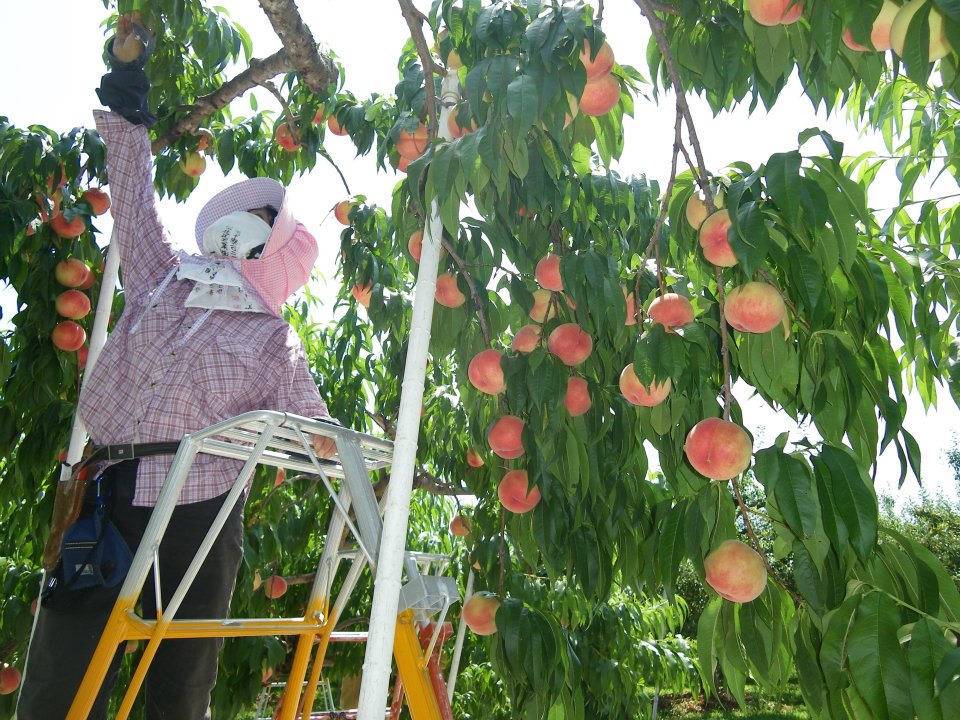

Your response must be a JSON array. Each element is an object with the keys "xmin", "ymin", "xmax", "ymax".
[{"xmin": 78, "ymin": 111, "xmax": 330, "ymax": 507}]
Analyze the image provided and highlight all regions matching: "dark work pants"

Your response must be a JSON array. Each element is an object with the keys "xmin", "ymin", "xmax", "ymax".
[{"xmin": 17, "ymin": 460, "xmax": 245, "ymax": 720}]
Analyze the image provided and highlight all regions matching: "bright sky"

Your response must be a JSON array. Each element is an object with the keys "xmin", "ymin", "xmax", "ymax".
[{"xmin": 1, "ymin": 1, "xmax": 957, "ymax": 503}]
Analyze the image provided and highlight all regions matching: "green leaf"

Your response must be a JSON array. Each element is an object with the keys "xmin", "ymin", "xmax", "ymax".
[
  {"xmin": 847, "ymin": 592, "xmax": 913, "ymax": 720},
  {"xmin": 765, "ymin": 151, "xmax": 802, "ymax": 224},
  {"xmin": 908, "ymin": 618, "xmax": 951, "ymax": 720},
  {"xmin": 814, "ymin": 445, "xmax": 878, "ymax": 564}
]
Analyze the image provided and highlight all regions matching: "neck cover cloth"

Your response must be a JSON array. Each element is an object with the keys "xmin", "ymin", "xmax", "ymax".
[{"xmin": 183, "ymin": 177, "xmax": 320, "ymax": 315}]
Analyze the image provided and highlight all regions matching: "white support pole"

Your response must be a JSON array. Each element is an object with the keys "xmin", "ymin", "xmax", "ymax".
[
  {"xmin": 446, "ymin": 569, "xmax": 474, "ymax": 702},
  {"xmin": 356, "ymin": 71, "xmax": 461, "ymax": 720}
]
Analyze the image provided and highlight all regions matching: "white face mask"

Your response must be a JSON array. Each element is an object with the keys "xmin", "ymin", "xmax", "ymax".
[{"xmin": 201, "ymin": 210, "xmax": 272, "ymax": 259}]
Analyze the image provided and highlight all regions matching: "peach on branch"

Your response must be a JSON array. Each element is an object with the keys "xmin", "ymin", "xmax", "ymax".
[
  {"xmin": 0, "ymin": 665, "xmax": 21, "ymax": 695},
  {"xmin": 724, "ymin": 282, "xmax": 786, "ymax": 333},
  {"xmin": 528, "ymin": 289, "xmax": 558, "ymax": 322},
  {"xmin": 462, "ymin": 591, "xmax": 500, "ymax": 636},
  {"xmin": 312, "ymin": 107, "xmax": 326, "ymax": 125},
  {"xmin": 52, "ymin": 320, "xmax": 86, "ymax": 352},
  {"xmin": 466, "ymin": 449, "xmax": 485, "ymax": 467},
  {"xmin": 78, "ymin": 345, "xmax": 89, "ymax": 370},
  {"xmin": 488, "ymin": 415, "xmax": 525, "ymax": 459},
  {"xmin": 511, "ymin": 324, "xmax": 542, "ymax": 353},
  {"xmin": 397, "ymin": 123, "xmax": 430, "ymax": 160},
  {"xmin": 498, "ymin": 469, "xmax": 541, "ymax": 513},
  {"xmin": 468, "ymin": 348, "xmax": 506, "ymax": 395},
  {"xmin": 55, "ymin": 258, "xmax": 92, "ymax": 288},
  {"xmin": 351, "ymin": 281, "xmax": 372, "ymax": 308},
  {"xmin": 843, "ymin": 1, "xmax": 899, "ymax": 51},
  {"xmin": 623, "ymin": 286, "xmax": 637, "ymax": 326},
  {"xmin": 704, "ymin": 539, "xmax": 768, "ymax": 603},
  {"xmin": 891, "ymin": 0, "xmax": 953, "ymax": 61},
  {"xmin": 435, "ymin": 272, "xmax": 466, "ymax": 308},
  {"xmin": 564, "ymin": 376, "xmax": 592, "ymax": 416},
  {"xmin": 397, "ymin": 157, "xmax": 410, "ymax": 173},
  {"xmin": 619, "ymin": 365, "xmax": 671, "ymax": 407},
  {"xmin": 263, "ymin": 575, "xmax": 288, "ymax": 599},
  {"xmin": 685, "ymin": 193, "xmax": 709, "ymax": 229},
  {"xmin": 56, "ymin": 289, "xmax": 91, "ymax": 320},
  {"xmin": 82, "ymin": 188, "xmax": 110, "ymax": 216},
  {"xmin": 447, "ymin": 106, "xmax": 477, "ymax": 139},
  {"xmin": 51, "ymin": 213, "xmax": 86, "ymax": 239},
  {"xmin": 647, "ymin": 293, "xmax": 694, "ymax": 332},
  {"xmin": 179, "ymin": 152, "xmax": 206, "ymax": 177},
  {"xmin": 327, "ymin": 114, "xmax": 348, "ymax": 136},
  {"xmin": 334, "ymin": 200, "xmax": 356, "ymax": 226},
  {"xmin": 535, "ymin": 253, "xmax": 563, "ymax": 291},
  {"xmin": 547, "ymin": 323, "xmax": 593, "ymax": 366},
  {"xmin": 275, "ymin": 123, "xmax": 300, "ymax": 152},
  {"xmin": 684, "ymin": 418, "xmax": 752, "ymax": 480},
  {"xmin": 698, "ymin": 209, "xmax": 738, "ymax": 267},
  {"xmin": 746, "ymin": 0, "xmax": 804, "ymax": 27},
  {"xmin": 578, "ymin": 73, "xmax": 620, "ymax": 117},
  {"xmin": 450, "ymin": 514, "xmax": 472, "ymax": 537},
  {"xmin": 408, "ymin": 229, "xmax": 423, "ymax": 263},
  {"xmin": 579, "ymin": 39, "xmax": 615, "ymax": 79}
]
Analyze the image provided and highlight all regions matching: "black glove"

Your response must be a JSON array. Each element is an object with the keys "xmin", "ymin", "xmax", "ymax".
[{"xmin": 96, "ymin": 24, "xmax": 158, "ymax": 127}]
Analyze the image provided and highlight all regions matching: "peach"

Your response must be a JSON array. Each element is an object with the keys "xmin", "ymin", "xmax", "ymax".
[
  {"xmin": 397, "ymin": 157, "xmax": 410, "ymax": 173},
  {"xmin": 547, "ymin": 323, "xmax": 593, "ymax": 366},
  {"xmin": 462, "ymin": 591, "xmax": 500, "ymax": 635},
  {"xmin": 619, "ymin": 365, "xmax": 671, "ymax": 407},
  {"xmin": 179, "ymin": 152, "xmax": 206, "ymax": 177},
  {"xmin": 397, "ymin": 123, "xmax": 429, "ymax": 160},
  {"xmin": 55, "ymin": 258, "xmax": 92, "ymax": 288},
  {"xmin": 275, "ymin": 123, "xmax": 300, "ymax": 152},
  {"xmin": 274, "ymin": 467, "xmax": 286, "ymax": 487},
  {"xmin": 50, "ymin": 213, "xmax": 86, "ymax": 239},
  {"xmin": 724, "ymin": 282, "xmax": 786, "ymax": 333},
  {"xmin": 408, "ymin": 229, "xmax": 424, "ymax": 263},
  {"xmin": 684, "ymin": 418, "xmax": 752, "ymax": 480},
  {"xmin": 78, "ymin": 345, "xmax": 89, "ymax": 370},
  {"xmin": 334, "ymin": 200, "xmax": 355, "ymax": 226},
  {"xmin": 312, "ymin": 107, "xmax": 326, "ymax": 125},
  {"xmin": 435, "ymin": 272, "xmax": 466, "ymax": 308},
  {"xmin": 746, "ymin": 0, "xmax": 804, "ymax": 27},
  {"xmin": 0, "ymin": 665, "xmax": 22, "ymax": 695},
  {"xmin": 579, "ymin": 39, "xmax": 615, "ymax": 79},
  {"xmin": 578, "ymin": 73, "xmax": 620, "ymax": 116},
  {"xmin": 327, "ymin": 114, "xmax": 348, "ymax": 136},
  {"xmin": 685, "ymin": 193, "xmax": 709, "ymax": 229},
  {"xmin": 466, "ymin": 449, "xmax": 485, "ymax": 468},
  {"xmin": 56, "ymin": 289, "xmax": 91, "ymax": 320},
  {"xmin": 82, "ymin": 188, "xmax": 110, "ymax": 216},
  {"xmin": 529, "ymin": 288, "xmax": 561, "ymax": 323},
  {"xmin": 564, "ymin": 376, "xmax": 591, "ymax": 416},
  {"xmin": 648, "ymin": 293, "xmax": 694, "ymax": 332},
  {"xmin": 698, "ymin": 209, "xmax": 738, "ymax": 267},
  {"xmin": 468, "ymin": 349, "xmax": 506, "ymax": 395},
  {"xmin": 535, "ymin": 253, "xmax": 563, "ymax": 291},
  {"xmin": 263, "ymin": 575, "xmax": 288, "ymax": 599},
  {"xmin": 498, "ymin": 469, "xmax": 541, "ymax": 513},
  {"xmin": 511, "ymin": 324, "xmax": 542, "ymax": 353},
  {"xmin": 450, "ymin": 514, "xmax": 472, "ymax": 537},
  {"xmin": 623, "ymin": 286, "xmax": 637, "ymax": 326},
  {"xmin": 351, "ymin": 281, "xmax": 372, "ymax": 308},
  {"xmin": 52, "ymin": 320, "xmax": 86, "ymax": 352},
  {"xmin": 704, "ymin": 539, "xmax": 768, "ymax": 603},
  {"xmin": 869, "ymin": 0, "xmax": 901, "ymax": 51},
  {"xmin": 447, "ymin": 106, "xmax": 477, "ymax": 139},
  {"xmin": 891, "ymin": 0, "xmax": 953, "ymax": 61},
  {"xmin": 488, "ymin": 415, "xmax": 525, "ymax": 459},
  {"xmin": 842, "ymin": 27, "xmax": 871, "ymax": 52}
]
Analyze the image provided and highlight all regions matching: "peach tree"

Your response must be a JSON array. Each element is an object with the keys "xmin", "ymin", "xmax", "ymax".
[{"xmin": 3, "ymin": 0, "xmax": 960, "ymax": 717}]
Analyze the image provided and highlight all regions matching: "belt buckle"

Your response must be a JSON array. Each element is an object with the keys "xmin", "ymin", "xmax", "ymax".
[{"xmin": 108, "ymin": 443, "xmax": 135, "ymax": 461}]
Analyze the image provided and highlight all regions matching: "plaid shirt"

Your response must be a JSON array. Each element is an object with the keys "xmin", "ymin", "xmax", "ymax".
[{"xmin": 79, "ymin": 111, "xmax": 329, "ymax": 507}]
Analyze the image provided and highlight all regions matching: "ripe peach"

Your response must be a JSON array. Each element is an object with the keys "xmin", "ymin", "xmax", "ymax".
[
  {"xmin": 488, "ymin": 415, "xmax": 525, "ymax": 459},
  {"xmin": 397, "ymin": 123, "xmax": 430, "ymax": 160},
  {"xmin": 842, "ymin": 27, "xmax": 870, "ymax": 52},
  {"xmin": 334, "ymin": 200, "xmax": 355, "ymax": 226},
  {"xmin": 0, "ymin": 665, "xmax": 22, "ymax": 695},
  {"xmin": 704, "ymin": 539, "xmax": 768, "ymax": 603},
  {"xmin": 397, "ymin": 157, "xmax": 410, "ymax": 173},
  {"xmin": 891, "ymin": 0, "xmax": 953, "ymax": 61},
  {"xmin": 746, "ymin": 0, "xmax": 804, "ymax": 27},
  {"xmin": 50, "ymin": 213, "xmax": 86, "ymax": 239},
  {"xmin": 578, "ymin": 73, "xmax": 620, "ymax": 116},
  {"xmin": 868, "ymin": 0, "xmax": 901, "ymax": 51},
  {"xmin": 468, "ymin": 349, "xmax": 506, "ymax": 395},
  {"xmin": 511, "ymin": 325, "xmax": 542, "ymax": 353},
  {"xmin": 274, "ymin": 467, "xmax": 286, "ymax": 487},
  {"xmin": 78, "ymin": 345, "xmax": 89, "ymax": 370},
  {"xmin": 466, "ymin": 449, "xmax": 485, "ymax": 467},
  {"xmin": 55, "ymin": 258, "xmax": 92, "ymax": 288},
  {"xmin": 684, "ymin": 418, "xmax": 752, "ymax": 480},
  {"xmin": 82, "ymin": 188, "xmax": 110, "ymax": 216},
  {"xmin": 408, "ymin": 229, "xmax": 423, "ymax": 263},
  {"xmin": 56, "ymin": 289, "xmax": 92, "ymax": 320},
  {"xmin": 351, "ymin": 281, "xmax": 372, "ymax": 308},
  {"xmin": 685, "ymin": 193, "xmax": 709, "ymax": 229},
  {"xmin": 528, "ymin": 289, "xmax": 557, "ymax": 323},
  {"xmin": 579, "ymin": 39, "xmax": 615, "ymax": 80},
  {"xmin": 498, "ymin": 469, "xmax": 541, "ymax": 513},
  {"xmin": 275, "ymin": 123, "xmax": 300, "ymax": 152},
  {"xmin": 52, "ymin": 320, "xmax": 86, "ymax": 352},
  {"xmin": 447, "ymin": 106, "xmax": 477, "ymax": 139},
  {"xmin": 327, "ymin": 114, "xmax": 348, "ymax": 136},
  {"xmin": 698, "ymin": 209, "xmax": 738, "ymax": 267},
  {"xmin": 547, "ymin": 323, "xmax": 593, "ymax": 366},
  {"xmin": 179, "ymin": 152, "xmax": 206, "ymax": 177},
  {"xmin": 462, "ymin": 591, "xmax": 500, "ymax": 635},
  {"xmin": 450, "ymin": 514, "xmax": 472, "ymax": 537},
  {"xmin": 619, "ymin": 365, "xmax": 671, "ymax": 407},
  {"xmin": 648, "ymin": 293, "xmax": 694, "ymax": 332},
  {"xmin": 435, "ymin": 273, "xmax": 466, "ymax": 308},
  {"xmin": 623, "ymin": 286, "xmax": 637, "ymax": 326},
  {"xmin": 535, "ymin": 253, "xmax": 563, "ymax": 291},
  {"xmin": 724, "ymin": 282, "xmax": 786, "ymax": 333},
  {"xmin": 564, "ymin": 376, "xmax": 591, "ymax": 416},
  {"xmin": 263, "ymin": 575, "xmax": 288, "ymax": 599}
]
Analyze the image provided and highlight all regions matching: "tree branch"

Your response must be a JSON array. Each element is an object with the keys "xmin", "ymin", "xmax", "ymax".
[
  {"xmin": 256, "ymin": 0, "xmax": 338, "ymax": 94},
  {"xmin": 397, "ymin": 0, "xmax": 442, "ymax": 137}
]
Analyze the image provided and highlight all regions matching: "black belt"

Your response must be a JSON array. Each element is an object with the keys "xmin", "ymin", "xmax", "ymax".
[{"xmin": 71, "ymin": 441, "xmax": 182, "ymax": 481}]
